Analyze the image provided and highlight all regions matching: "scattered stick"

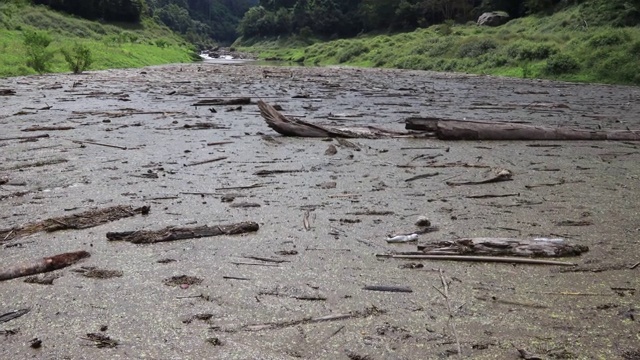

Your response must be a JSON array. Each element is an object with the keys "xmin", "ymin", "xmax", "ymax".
[
  {"xmin": 207, "ymin": 141, "xmax": 234, "ymax": 146},
  {"xmin": 22, "ymin": 126, "xmax": 74, "ymax": 132},
  {"xmin": 107, "ymin": 221, "xmax": 259, "ymax": 244},
  {"xmin": 464, "ymin": 193, "xmax": 520, "ymax": 199},
  {"xmin": 405, "ymin": 172, "xmax": 440, "ymax": 182},
  {"xmin": 230, "ymin": 262, "xmax": 280, "ymax": 267},
  {"xmin": 447, "ymin": 169, "xmax": 512, "ymax": 186},
  {"xmin": 0, "ymin": 134, "xmax": 50, "ymax": 142},
  {"xmin": 215, "ymin": 183, "xmax": 264, "ymax": 190},
  {"xmin": 72, "ymin": 140, "xmax": 128, "ymax": 150},
  {"xmin": 435, "ymin": 269, "xmax": 462, "ymax": 358},
  {"xmin": 0, "ymin": 205, "xmax": 150, "ymax": 242},
  {"xmin": 303, "ymin": 210, "xmax": 311, "ymax": 231},
  {"xmin": 363, "ymin": 285, "xmax": 413, "ymax": 293},
  {"xmin": 241, "ymin": 306, "xmax": 385, "ymax": 332},
  {"xmin": 242, "ymin": 256, "xmax": 290, "ymax": 264},
  {"xmin": 0, "ymin": 309, "xmax": 30, "ymax": 323},
  {"xmin": 376, "ymin": 254, "xmax": 576, "ymax": 266},
  {"xmin": 631, "ymin": 262, "xmax": 640, "ymax": 270},
  {"xmin": 193, "ymin": 98, "xmax": 251, "ymax": 106},
  {"xmin": 254, "ymin": 169, "xmax": 303, "ymax": 176},
  {"xmin": 184, "ymin": 156, "xmax": 228, "ymax": 167},
  {"xmin": 0, "ymin": 251, "xmax": 90, "ymax": 282},
  {"xmin": 223, "ymin": 276, "xmax": 251, "ymax": 281}
]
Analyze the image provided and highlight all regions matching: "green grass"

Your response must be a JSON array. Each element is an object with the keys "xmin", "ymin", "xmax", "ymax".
[
  {"xmin": 0, "ymin": 2, "xmax": 197, "ymax": 77},
  {"xmin": 235, "ymin": 4, "xmax": 640, "ymax": 86}
]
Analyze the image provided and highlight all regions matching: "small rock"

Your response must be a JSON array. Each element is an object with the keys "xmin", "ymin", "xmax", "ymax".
[
  {"xmin": 325, "ymin": 144, "xmax": 337, "ymax": 155},
  {"xmin": 415, "ymin": 216, "xmax": 431, "ymax": 227}
]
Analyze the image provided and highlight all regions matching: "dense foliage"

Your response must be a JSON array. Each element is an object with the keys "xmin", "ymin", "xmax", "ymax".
[
  {"xmin": 238, "ymin": 0, "xmax": 640, "ymax": 39},
  {"xmin": 32, "ymin": 0, "xmax": 145, "ymax": 22},
  {"xmin": 29, "ymin": 0, "xmax": 257, "ymax": 45}
]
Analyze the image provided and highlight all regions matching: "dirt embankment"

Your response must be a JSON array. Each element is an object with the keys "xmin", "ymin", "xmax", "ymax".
[{"xmin": 0, "ymin": 64, "xmax": 639, "ymax": 359}]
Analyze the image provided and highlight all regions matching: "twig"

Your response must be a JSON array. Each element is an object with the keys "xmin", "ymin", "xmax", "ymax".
[
  {"xmin": 630, "ymin": 261, "xmax": 640, "ymax": 270},
  {"xmin": 303, "ymin": 210, "xmax": 311, "ymax": 231},
  {"xmin": 207, "ymin": 141, "xmax": 234, "ymax": 146},
  {"xmin": 73, "ymin": 140, "xmax": 127, "ymax": 150},
  {"xmin": 0, "ymin": 134, "xmax": 50, "ymax": 142},
  {"xmin": 436, "ymin": 269, "xmax": 462, "ymax": 358},
  {"xmin": 230, "ymin": 262, "xmax": 280, "ymax": 267},
  {"xmin": 376, "ymin": 254, "xmax": 576, "ymax": 266},
  {"xmin": 184, "ymin": 156, "xmax": 228, "ymax": 167},
  {"xmin": 215, "ymin": 183, "xmax": 264, "ymax": 190}
]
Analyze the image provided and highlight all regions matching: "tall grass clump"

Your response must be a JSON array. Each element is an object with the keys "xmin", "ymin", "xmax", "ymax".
[{"xmin": 23, "ymin": 29, "xmax": 53, "ymax": 73}]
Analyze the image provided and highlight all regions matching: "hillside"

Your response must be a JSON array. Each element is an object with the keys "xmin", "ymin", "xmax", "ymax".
[
  {"xmin": 236, "ymin": 1, "xmax": 640, "ymax": 85},
  {"xmin": 0, "ymin": 1, "xmax": 198, "ymax": 77}
]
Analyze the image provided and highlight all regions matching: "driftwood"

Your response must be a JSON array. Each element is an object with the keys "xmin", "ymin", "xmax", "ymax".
[
  {"xmin": 0, "ymin": 134, "xmax": 50, "ymax": 142},
  {"xmin": 0, "ymin": 309, "xmax": 30, "ymax": 323},
  {"xmin": 22, "ymin": 126, "xmax": 74, "ymax": 132},
  {"xmin": 0, "ymin": 251, "xmax": 90, "ymax": 282},
  {"xmin": 0, "ymin": 205, "xmax": 150, "ymax": 242},
  {"xmin": 258, "ymin": 100, "xmax": 413, "ymax": 139},
  {"xmin": 193, "ymin": 97, "xmax": 251, "ymax": 106},
  {"xmin": 106, "ymin": 221, "xmax": 259, "ymax": 243},
  {"xmin": 417, "ymin": 237, "xmax": 589, "ymax": 257},
  {"xmin": 446, "ymin": 169, "xmax": 513, "ymax": 186},
  {"xmin": 405, "ymin": 118, "xmax": 640, "ymax": 141},
  {"xmin": 376, "ymin": 254, "xmax": 576, "ymax": 266}
]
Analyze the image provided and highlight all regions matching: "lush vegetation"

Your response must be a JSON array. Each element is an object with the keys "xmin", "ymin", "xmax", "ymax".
[
  {"xmin": 236, "ymin": 0, "xmax": 640, "ymax": 85},
  {"xmin": 27, "ymin": 0, "xmax": 258, "ymax": 46},
  {"xmin": 0, "ymin": 0, "xmax": 197, "ymax": 77}
]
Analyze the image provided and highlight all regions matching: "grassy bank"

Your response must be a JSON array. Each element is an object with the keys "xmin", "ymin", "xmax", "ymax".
[
  {"xmin": 235, "ymin": 6, "xmax": 640, "ymax": 86},
  {"xmin": 0, "ymin": 2, "xmax": 198, "ymax": 77}
]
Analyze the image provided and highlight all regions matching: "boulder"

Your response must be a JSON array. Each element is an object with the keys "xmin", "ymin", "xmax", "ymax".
[{"xmin": 477, "ymin": 11, "xmax": 510, "ymax": 27}]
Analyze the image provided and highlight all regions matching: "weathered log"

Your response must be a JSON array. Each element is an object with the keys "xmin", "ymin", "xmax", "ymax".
[
  {"xmin": 0, "ymin": 251, "xmax": 90, "ymax": 282},
  {"xmin": 376, "ymin": 254, "xmax": 576, "ymax": 266},
  {"xmin": 106, "ymin": 221, "xmax": 259, "ymax": 243},
  {"xmin": 257, "ymin": 100, "xmax": 415, "ymax": 139},
  {"xmin": 405, "ymin": 118, "xmax": 640, "ymax": 141},
  {"xmin": 417, "ymin": 237, "xmax": 588, "ymax": 257},
  {"xmin": 193, "ymin": 97, "xmax": 251, "ymax": 106},
  {"xmin": 0, "ymin": 205, "xmax": 150, "ymax": 242}
]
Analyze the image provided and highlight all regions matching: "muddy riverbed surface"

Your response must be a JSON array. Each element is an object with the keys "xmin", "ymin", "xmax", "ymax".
[{"xmin": 1, "ymin": 64, "xmax": 639, "ymax": 359}]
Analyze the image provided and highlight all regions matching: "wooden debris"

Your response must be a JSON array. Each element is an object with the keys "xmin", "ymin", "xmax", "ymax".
[
  {"xmin": 106, "ymin": 221, "xmax": 259, "ymax": 243},
  {"xmin": 183, "ymin": 122, "xmax": 228, "ymax": 130},
  {"xmin": 24, "ymin": 273, "xmax": 61, "ymax": 285},
  {"xmin": 555, "ymin": 220, "xmax": 593, "ymax": 227},
  {"xmin": 0, "ymin": 89, "xmax": 16, "ymax": 96},
  {"xmin": 436, "ymin": 269, "xmax": 462, "ymax": 358},
  {"xmin": 447, "ymin": 169, "xmax": 512, "ymax": 186},
  {"xmin": 405, "ymin": 118, "xmax": 640, "ymax": 141},
  {"xmin": 0, "ymin": 251, "xmax": 90, "ymax": 282},
  {"xmin": 0, "ymin": 309, "xmax": 30, "ymax": 323},
  {"xmin": 254, "ymin": 169, "xmax": 303, "ymax": 176},
  {"xmin": 193, "ymin": 97, "xmax": 251, "ymax": 106},
  {"xmin": 363, "ymin": 285, "xmax": 413, "ymax": 293},
  {"xmin": 417, "ymin": 237, "xmax": 588, "ymax": 257},
  {"xmin": 164, "ymin": 275, "xmax": 203, "ymax": 287},
  {"xmin": 73, "ymin": 267, "xmax": 123, "ymax": 279},
  {"xmin": 242, "ymin": 306, "xmax": 385, "ymax": 332},
  {"xmin": 82, "ymin": 333, "xmax": 119, "ymax": 348},
  {"xmin": 405, "ymin": 172, "xmax": 439, "ymax": 182},
  {"xmin": 184, "ymin": 156, "xmax": 228, "ymax": 167},
  {"xmin": 258, "ymin": 100, "xmax": 413, "ymax": 139},
  {"xmin": 243, "ymin": 256, "xmax": 289, "ymax": 264},
  {"xmin": 22, "ymin": 126, "xmax": 74, "ymax": 132},
  {"xmin": 376, "ymin": 254, "xmax": 576, "ymax": 266},
  {"xmin": 72, "ymin": 140, "xmax": 128, "ymax": 150},
  {"xmin": 229, "ymin": 202, "xmax": 261, "ymax": 208},
  {"xmin": 0, "ymin": 205, "xmax": 150, "ymax": 242},
  {"xmin": 0, "ymin": 134, "xmax": 50, "ymax": 142}
]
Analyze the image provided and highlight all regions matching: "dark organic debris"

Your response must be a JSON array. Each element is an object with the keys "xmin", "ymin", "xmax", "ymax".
[
  {"xmin": 193, "ymin": 97, "xmax": 251, "ymax": 106},
  {"xmin": 229, "ymin": 202, "xmax": 261, "ymax": 208},
  {"xmin": 555, "ymin": 220, "xmax": 593, "ymax": 227},
  {"xmin": 24, "ymin": 273, "xmax": 62, "ymax": 285},
  {"xmin": 206, "ymin": 337, "xmax": 223, "ymax": 346},
  {"xmin": 82, "ymin": 333, "xmax": 119, "ymax": 348},
  {"xmin": 0, "ymin": 251, "xmax": 90, "ymax": 282},
  {"xmin": 106, "ymin": 221, "xmax": 259, "ymax": 244},
  {"xmin": 363, "ymin": 285, "xmax": 413, "ymax": 293},
  {"xmin": 0, "ymin": 89, "xmax": 16, "ymax": 96},
  {"xmin": 73, "ymin": 267, "xmax": 123, "ymax": 279},
  {"xmin": 0, "ymin": 205, "xmax": 150, "ymax": 242},
  {"xmin": 22, "ymin": 126, "xmax": 74, "ymax": 132},
  {"xmin": 164, "ymin": 275, "xmax": 203, "ymax": 287},
  {"xmin": 29, "ymin": 338, "xmax": 42, "ymax": 349},
  {"xmin": 0, "ymin": 134, "xmax": 50, "ymax": 142}
]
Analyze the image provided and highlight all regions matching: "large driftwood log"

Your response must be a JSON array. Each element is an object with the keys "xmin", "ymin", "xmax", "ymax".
[
  {"xmin": 258, "ymin": 101, "xmax": 415, "ymax": 139},
  {"xmin": 417, "ymin": 237, "xmax": 588, "ymax": 257},
  {"xmin": 0, "ymin": 251, "xmax": 90, "ymax": 282},
  {"xmin": 106, "ymin": 221, "xmax": 259, "ymax": 243},
  {"xmin": 405, "ymin": 118, "xmax": 640, "ymax": 141}
]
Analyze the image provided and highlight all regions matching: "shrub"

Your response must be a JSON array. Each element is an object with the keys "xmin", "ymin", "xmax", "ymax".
[
  {"xmin": 587, "ymin": 30, "xmax": 630, "ymax": 48},
  {"xmin": 61, "ymin": 43, "xmax": 93, "ymax": 74},
  {"xmin": 336, "ymin": 42, "xmax": 368, "ymax": 63},
  {"xmin": 23, "ymin": 29, "xmax": 53, "ymax": 74},
  {"xmin": 544, "ymin": 53, "xmax": 580, "ymax": 75},
  {"xmin": 505, "ymin": 41, "xmax": 557, "ymax": 61},
  {"xmin": 458, "ymin": 38, "xmax": 497, "ymax": 58}
]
